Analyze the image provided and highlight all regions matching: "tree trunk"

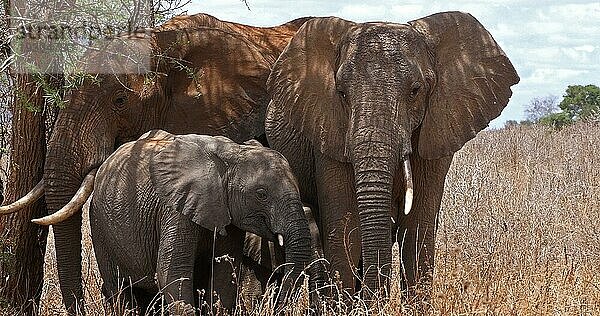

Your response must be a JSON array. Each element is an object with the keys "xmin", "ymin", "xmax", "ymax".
[{"xmin": 0, "ymin": 74, "xmax": 48, "ymax": 314}]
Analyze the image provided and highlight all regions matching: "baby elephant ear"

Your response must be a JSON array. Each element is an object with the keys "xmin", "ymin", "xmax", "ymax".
[
  {"xmin": 409, "ymin": 11, "xmax": 520, "ymax": 159},
  {"xmin": 150, "ymin": 135, "xmax": 231, "ymax": 233}
]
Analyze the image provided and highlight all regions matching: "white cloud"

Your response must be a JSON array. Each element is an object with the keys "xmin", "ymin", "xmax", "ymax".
[
  {"xmin": 390, "ymin": 4, "xmax": 423, "ymax": 20},
  {"xmin": 547, "ymin": 3, "xmax": 600, "ymax": 20},
  {"xmin": 337, "ymin": 4, "xmax": 387, "ymax": 21},
  {"xmin": 528, "ymin": 68, "xmax": 590, "ymax": 84},
  {"xmin": 561, "ymin": 47, "xmax": 594, "ymax": 64},
  {"xmin": 574, "ymin": 45, "xmax": 595, "ymax": 53},
  {"xmin": 525, "ymin": 21, "xmax": 564, "ymax": 34},
  {"xmin": 492, "ymin": 22, "xmax": 519, "ymax": 38}
]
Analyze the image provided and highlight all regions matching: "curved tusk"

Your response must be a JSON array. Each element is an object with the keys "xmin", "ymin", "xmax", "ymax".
[
  {"xmin": 277, "ymin": 234, "xmax": 284, "ymax": 247},
  {"xmin": 403, "ymin": 159, "xmax": 414, "ymax": 215},
  {"xmin": 32, "ymin": 169, "xmax": 97, "ymax": 225},
  {"xmin": 0, "ymin": 180, "xmax": 45, "ymax": 215}
]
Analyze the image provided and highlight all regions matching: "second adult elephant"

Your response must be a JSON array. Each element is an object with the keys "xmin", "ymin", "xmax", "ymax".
[
  {"xmin": 266, "ymin": 12, "xmax": 519, "ymax": 294},
  {"xmin": 0, "ymin": 13, "xmax": 309, "ymax": 311}
]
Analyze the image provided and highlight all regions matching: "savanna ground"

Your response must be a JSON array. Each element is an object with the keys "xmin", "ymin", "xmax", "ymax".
[{"xmin": 5, "ymin": 121, "xmax": 600, "ymax": 315}]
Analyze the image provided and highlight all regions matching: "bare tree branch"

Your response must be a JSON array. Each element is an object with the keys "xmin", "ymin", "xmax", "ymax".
[{"xmin": 524, "ymin": 95, "xmax": 559, "ymax": 123}]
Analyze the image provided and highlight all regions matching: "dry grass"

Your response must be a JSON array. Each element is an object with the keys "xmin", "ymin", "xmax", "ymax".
[
  {"xmin": 5, "ymin": 122, "xmax": 600, "ymax": 315},
  {"xmin": 433, "ymin": 122, "xmax": 600, "ymax": 315}
]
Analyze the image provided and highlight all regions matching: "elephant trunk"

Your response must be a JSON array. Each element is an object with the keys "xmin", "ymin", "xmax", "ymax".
[
  {"xmin": 43, "ymin": 105, "xmax": 114, "ymax": 310},
  {"xmin": 275, "ymin": 200, "xmax": 312, "ymax": 302},
  {"xmin": 350, "ymin": 98, "xmax": 408, "ymax": 294},
  {"xmin": 353, "ymin": 153, "xmax": 395, "ymax": 292}
]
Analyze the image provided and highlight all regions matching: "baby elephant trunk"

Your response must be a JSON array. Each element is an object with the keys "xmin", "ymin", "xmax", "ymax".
[{"xmin": 276, "ymin": 200, "xmax": 312, "ymax": 302}]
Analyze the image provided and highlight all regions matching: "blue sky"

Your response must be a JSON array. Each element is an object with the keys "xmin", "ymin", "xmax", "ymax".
[{"xmin": 187, "ymin": 1, "xmax": 600, "ymax": 128}]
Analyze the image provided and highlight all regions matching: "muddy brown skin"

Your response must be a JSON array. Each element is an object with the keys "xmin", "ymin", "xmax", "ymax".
[
  {"xmin": 266, "ymin": 12, "xmax": 519, "ymax": 296},
  {"xmin": 89, "ymin": 130, "xmax": 311, "ymax": 313},
  {"xmin": 41, "ymin": 13, "xmax": 309, "ymax": 311}
]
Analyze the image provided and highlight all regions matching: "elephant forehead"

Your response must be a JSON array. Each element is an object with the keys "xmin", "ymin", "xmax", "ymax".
[
  {"xmin": 239, "ymin": 151, "xmax": 292, "ymax": 180},
  {"xmin": 349, "ymin": 24, "xmax": 423, "ymax": 58},
  {"xmin": 244, "ymin": 148, "xmax": 288, "ymax": 165}
]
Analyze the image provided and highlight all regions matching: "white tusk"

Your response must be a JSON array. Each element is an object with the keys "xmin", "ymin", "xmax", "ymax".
[
  {"xmin": 403, "ymin": 159, "xmax": 414, "ymax": 215},
  {"xmin": 0, "ymin": 180, "xmax": 45, "ymax": 215},
  {"xmin": 277, "ymin": 234, "xmax": 284, "ymax": 247},
  {"xmin": 404, "ymin": 188, "xmax": 414, "ymax": 215},
  {"xmin": 32, "ymin": 169, "xmax": 97, "ymax": 225}
]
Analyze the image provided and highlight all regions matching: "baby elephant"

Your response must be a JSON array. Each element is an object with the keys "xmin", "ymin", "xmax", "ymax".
[{"xmin": 89, "ymin": 130, "xmax": 312, "ymax": 314}]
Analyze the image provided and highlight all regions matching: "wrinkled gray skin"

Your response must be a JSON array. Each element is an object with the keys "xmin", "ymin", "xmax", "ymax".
[
  {"xmin": 89, "ymin": 130, "xmax": 311, "ymax": 313},
  {"xmin": 266, "ymin": 11, "xmax": 520, "ymax": 297}
]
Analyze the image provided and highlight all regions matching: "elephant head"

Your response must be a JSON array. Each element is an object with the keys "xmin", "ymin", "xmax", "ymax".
[
  {"xmin": 267, "ymin": 12, "xmax": 519, "ymax": 290},
  {"xmin": 149, "ymin": 133, "xmax": 312, "ymax": 297},
  {"xmin": 2, "ymin": 14, "xmax": 309, "ymax": 310}
]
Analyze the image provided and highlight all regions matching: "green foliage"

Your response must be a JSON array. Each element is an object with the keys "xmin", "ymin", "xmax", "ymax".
[
  {"xmin": 536, "ymin": 84, "xmax": 600, "ymax": 128},
  {"xmin": 539, "ymin": 112, "xmax": 572, "ymax": 129},
  {"xmin": 559, "ymin": 84, "xmax": 600, "ymax": 121}
]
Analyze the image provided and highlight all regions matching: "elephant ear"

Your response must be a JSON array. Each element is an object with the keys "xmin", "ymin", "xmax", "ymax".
[
  {"xmin": 150, "ymin": 135, "xmax": 232, "ymax": 233},
  {"xmin": 409, "ymin": 11, "xmax": 520, "ymax": 159},
  {"xmin": 151, "ymin": 27, "xmax": 273, "ymax": 142},
  {"xmin": 268, "ymin": 17, "xmax": 356, "ymax": 162}
]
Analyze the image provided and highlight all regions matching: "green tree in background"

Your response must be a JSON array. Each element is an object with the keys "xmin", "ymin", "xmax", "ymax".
[
  {"xmin": 559, "ymin": 84, "xmax": 600, "ymax": 121},
  {"xmin": 538, "ymin": 111, "xmax": 573, "ymax": 128},
  {"xmin": 537, "ymin": 84, "xmax": 600, "ymax": 128}
]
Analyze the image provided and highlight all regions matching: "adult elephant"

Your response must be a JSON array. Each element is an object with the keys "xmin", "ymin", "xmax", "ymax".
[
  {"xmin": 0, "ymin": 13, "xmax": 309, "ymax": 312},
  {"xmin": 266, "ymin": 11, "xmax": 519, "ymax": 295}
]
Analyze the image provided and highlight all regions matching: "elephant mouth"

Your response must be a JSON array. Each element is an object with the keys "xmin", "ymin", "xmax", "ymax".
[{"xmin": 259, "ymin": 227, "xmax": 284, "ymax": 247}]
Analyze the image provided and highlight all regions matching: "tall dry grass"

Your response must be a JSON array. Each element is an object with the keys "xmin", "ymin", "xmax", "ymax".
[
  {"xmin": 2, "ymin": 122, "xmax": 599, "ymax": 315},
  {"xmin": 433, "ymin": 122, "xmax": 600, "ymax": 315}
]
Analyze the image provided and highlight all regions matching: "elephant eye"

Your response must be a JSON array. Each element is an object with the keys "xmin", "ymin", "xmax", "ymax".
[
  {"xmin": 337, "ymin": 88, "xmax": 347, "ymax": 101},
  {"xmin": 112, "ymin": 91, "xmax": 128, "ymax": 110},
  {"xmin": 256, "ymin": 188, "xmax": 268, "ymax": 202},
  {"xmin": 410, "ymin": 82, "xmax": 422, "ymax": 99}
]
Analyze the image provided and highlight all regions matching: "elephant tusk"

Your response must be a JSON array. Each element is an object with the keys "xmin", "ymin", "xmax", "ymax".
[
  {"xmin": 277, "ymin": 234, "xmax": 284, "ymax": 247},
  {"xmin": 0, "ymin": 180, "xmax": 45, "ymax": 215},
  {"xmin": 403, "ymin": 159, "xmax": 414, "ymax": 215},
  {"xmin": 32, "ymin": 169, "xmax": 97, "ymax": 225}
]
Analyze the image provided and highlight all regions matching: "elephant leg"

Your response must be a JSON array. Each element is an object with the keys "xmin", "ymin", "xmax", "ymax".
[
  {"xmin": 156, "ymin": 214, "xmax": 199, "ymax": 314},
  {"xmin": 90, "ymin": 206, "xmax": 124, "ymax": 313},
  {"xmin": 92, "ymin": 238, "xmax": 122, "ymax": 312},
  {"xmin": 396, "ymin": 154, "xmax": 452, "ymax": 293},
  {"xmin": 212, "ymin": 225, "xmax": 245, "ymax": 311},
  {"xmin": 93, "ymin": 244, "xmax": 121, "ymax": 313},
  {"xmin": 314, "ymin": 152, "xmax": 360, "ymax": 293}
]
